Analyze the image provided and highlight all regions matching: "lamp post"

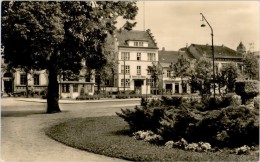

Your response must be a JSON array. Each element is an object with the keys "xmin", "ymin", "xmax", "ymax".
[
  {"xmin": 123, "ymin": 53, "xmax": 126, "ymax": 94},
  {"xmin": 200, "ymin": 13, "xmax": 215, "ymax": 99}
]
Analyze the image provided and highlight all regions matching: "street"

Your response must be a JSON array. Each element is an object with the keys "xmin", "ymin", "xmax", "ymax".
[{"xmin": 1, "ymin": 98, "xmax": 140, "ymax": 162}]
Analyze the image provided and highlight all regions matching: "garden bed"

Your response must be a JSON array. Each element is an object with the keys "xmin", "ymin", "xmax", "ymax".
[{"xmin": 45, "ymin": 116, "xmax": 258, "ymax": 161}]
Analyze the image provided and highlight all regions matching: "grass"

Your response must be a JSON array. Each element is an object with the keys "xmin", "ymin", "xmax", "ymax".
[{"xmin": 46, "ymin": 116, "xmax": 259, "ymax": 161}]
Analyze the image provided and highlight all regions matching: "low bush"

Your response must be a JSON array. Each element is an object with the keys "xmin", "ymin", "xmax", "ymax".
[
  {"xmin": 254, "ymin": 96, "xmax": 259, "ymax": 109},
  {"xmin": 116, "ymin": 106, "xmax": 165, "ymax": 133},
  {"xmin": 161, "ymin": 96, "xmax": 182, "ymax": 107},
  {"xmin": 117, "ymin": 96, "xmax": 259, "ymax": 148},
  {"xmin": 235, "ymin": 80, "xmax": 259, "ymax": 104},
  {"xmin": 195, "ymin": 105, "xmax": 259, "ymax": 148},
  {"xmin": 76, "ymin": 95, "xmax": 100, "ymax": 100}
]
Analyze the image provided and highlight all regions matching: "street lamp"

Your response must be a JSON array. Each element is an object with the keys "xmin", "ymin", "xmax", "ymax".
[{"xmin": 200, "ymin": 13, "xmax": 215, "ymax": 99}]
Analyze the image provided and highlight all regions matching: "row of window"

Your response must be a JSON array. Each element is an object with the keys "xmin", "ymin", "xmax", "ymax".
[
  {"xmin": 134, "ymin": 41, "xmax": 143, "ymax": 47},
  {"xmin": 62, "ymin": 84, "xmax": 78, "ymax": 93},
  {"xmin": 121, "ymin": 52, "xmax": 156, "ymax": 61},
  {"xmin": 121, "ymin": 65, "xmax": 151, "ymax": 75},
  {"xmin": 61, "ymin": 84, "xmax": 92, "ymax": 93},
  {"xmin": 20, "ymin": 74, "xmax": 40, "ymax": 85},
  {"xmin": 120, "ymin": 79, "xmax": 155, "ymax": 87}
]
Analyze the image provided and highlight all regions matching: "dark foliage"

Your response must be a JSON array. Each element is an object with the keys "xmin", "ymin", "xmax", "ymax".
[
  {"xmin": 235, "ymin": 80, "xmax": 259, "ymax": 104},
  {"xmin": 117, "ymin": 95, "xmax": 259, "ymax": 148}
]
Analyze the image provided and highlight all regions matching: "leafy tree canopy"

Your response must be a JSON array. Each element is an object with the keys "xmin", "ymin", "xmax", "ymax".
[{"xmin": 1, "ymin": 1, "xmax": 138, "ymax": 113}]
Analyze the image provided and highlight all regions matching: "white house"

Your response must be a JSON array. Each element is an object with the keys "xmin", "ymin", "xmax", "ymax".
[{"xmin": 107, "ymin": 29, "xmax": 159, "ymax": 94}]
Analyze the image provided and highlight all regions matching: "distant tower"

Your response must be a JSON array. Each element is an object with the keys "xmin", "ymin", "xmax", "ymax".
[
  {"xmin": 236, "ymin": 41, "xmax": 246, "ymax": 55},
  {"xmin": 249, "ymin": 42, "xmax": 254, "ymax": 53}
]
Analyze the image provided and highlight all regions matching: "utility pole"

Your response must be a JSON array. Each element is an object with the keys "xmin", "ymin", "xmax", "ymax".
[
  {"xmin": 200, "ymin": 13, "xmax": 215, "ymax": 99},
  {"xmin": 123, "ymin": 54, "xmax": 126, "ymax": 94}
]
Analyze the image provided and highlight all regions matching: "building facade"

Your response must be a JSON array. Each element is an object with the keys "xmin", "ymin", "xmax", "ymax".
[
  {"xmin": 107, "ymin": 29, "xmax": 159, "ymax": 94},
  {"xmin": 158, "ymin": 43, "xmax": 244, "ymax": 95},
  {"xmin": 158, "ymin": 49, "xmax": 193, "ymax": 95}
]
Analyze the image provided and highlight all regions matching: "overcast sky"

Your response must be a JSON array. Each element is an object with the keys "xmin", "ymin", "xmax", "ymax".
[{"xmin": 117, "ymin": 1, "xmax": 260, "ymax": 52}]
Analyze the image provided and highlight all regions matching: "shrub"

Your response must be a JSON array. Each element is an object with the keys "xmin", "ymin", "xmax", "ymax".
[
  {"xmin": 161, "ymin": 96, "xmax": 183, "ymax": 107},
  {"xmin": 235, "ymin": 80, "xmax": 259, "ymax": 104},
  {"xmin": 133, "ymin": 130, "xmax": 163, "ymax": 143},
  {"xmin": 195, "ymin": 105, "xmax": 259, "ymax": 147},
  {"xmin": 116, "ymin": 106, "xmax": 165, "ymax": 133},
  {"xmin": 253, "ymin": 96, "xmax": 259, "ymax": 109},
  {"xmin": 76, "ymin": 95, "xmax": 100, "ymax": 100},
  {"xmin": 158, "ymin": 106, "xmax": 198, "ymax": 141},
  {"xmin": 118, "ymin": 94, "xmax": 259, "ymax": 148}
]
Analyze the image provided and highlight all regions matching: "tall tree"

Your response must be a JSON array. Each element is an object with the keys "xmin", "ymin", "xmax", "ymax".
[
  {"xmin": 243, "ymin": 52, "xmax": 259, "ymax": 80},
  {"xmin": 2, "ymin": 1, "xmax": 138, "ymax": 113},
  {"xmin": 218, "ymin": 63, "xmax": 240, "ymax": 94},
  {"xmin": 169, "ymin": 54, "xmax": 191, "ymax": 94},
  {"xmin": 191, "ymin": 57, "xmax": 213, "ymax": 96},
  {"xmin": 147, "ymin": 62, "xmax": 162, "ymax": 95}
]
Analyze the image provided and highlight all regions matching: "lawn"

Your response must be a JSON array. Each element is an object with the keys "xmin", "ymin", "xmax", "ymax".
[{"xmin": 45, "ymin": 116, "xmax": 259, "ymax": 161}]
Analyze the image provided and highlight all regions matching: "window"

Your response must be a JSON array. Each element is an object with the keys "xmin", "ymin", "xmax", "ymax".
[
  {"xmin": 34, "ymin": 74, "xmax": 40, "ymax": 85},
  {"xmin": 134, "ymin": 41, "xmax": 143, "ymax": 47},
  {"xmin": 148, "ymin": 79, "xmax": 155, "ymax": 87},
  {"xmin": 121, "ymin": 52, "xmax": 130, "ymax": 60},
  {"xmin": 137, "ymin": 66, "xmax": 141, "ymax": 75},
  {"xmin": 148, "ymin": 53, "xmax": 156, "ymax": 61},
  {"xmin": 20, "ymin": 74, "xmax": 26, "ymax": 85},
  {"xmin": 167, "ymin": 70, "xmax": 171, "ymax": 77},
  {"xmin": 147, "ymin": 66, "xmax": 151, "ymax": 75},
  {"xmin": 73, "ymin": 84, "xmax": 78, "ymax": 92},
  {"xmin": 62, "ymin": 84, "xmax": 70, "ymax": 93},
  {"xmin": 137, "ymin": 52, "xmax": 141, "ymax": 60},
  {"xmin": 121, "ymin": 65, "xmax": 130, "ymax": 74},
  {"xmin": 121, "ymin": 79, "xmax": 130, "ymax": 87}
]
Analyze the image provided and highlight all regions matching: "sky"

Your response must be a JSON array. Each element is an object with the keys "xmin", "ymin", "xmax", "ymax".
[{"xmin": 117, "ymin": 1, "xmax": 260, "ymax": 52}]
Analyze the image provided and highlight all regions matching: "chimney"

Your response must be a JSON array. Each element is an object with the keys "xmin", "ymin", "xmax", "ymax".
[{"xmin": 162, "ymin": 47, "xmax": 165, "ymax": 51}]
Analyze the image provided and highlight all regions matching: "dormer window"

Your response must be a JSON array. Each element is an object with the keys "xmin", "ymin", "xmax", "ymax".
[{"xmin": 134, "ymin": 41, "xmax": 144, "ymax": 47}]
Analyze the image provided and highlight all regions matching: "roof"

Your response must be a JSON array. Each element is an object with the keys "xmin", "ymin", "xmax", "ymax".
[
  {"xmin": 158, "ymin": 50, "xmax": 179, "ymax": 64},
  {"xmin": 160, "ymin": 62, "xmax": 171, "ymax": 68},
  {"xmin": 158, "ymin": 50, "xmax": 195, "ymax": 65},
  {"xmin": 114, "ymin": 30, "xmax": 158, "ymax": 49},
  {"xmin": 189, "ymin": 44, "xmax": 243, "ymax": 59}
]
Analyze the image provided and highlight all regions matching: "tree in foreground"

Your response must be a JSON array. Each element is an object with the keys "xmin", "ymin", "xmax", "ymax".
[
  {"xmin": 243, "ymin": 52, "xmax": 259, "ymax": 80},
  {"xmin": 191, "ymin": 57, "xmax": 213, "ymax": 96},
  {"xmin": 217, "ymin": 63, "xmax": 240, "ymax": 94},
  {"xmin": 147, "ymin": 62, "xmax": 162, "ymax": 95},
  {"xmin": 1, "ymin": 1, "xmax": 138, "ymax": 113},
  {"xmin": 169, "ymin": 54, "xmax": 191, "ymax": 94}
]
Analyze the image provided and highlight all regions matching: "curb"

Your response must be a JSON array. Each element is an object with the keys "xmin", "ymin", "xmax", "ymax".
[{"xmin": 15, "ymin": 98, "xmax": 141, "ymax": 104}]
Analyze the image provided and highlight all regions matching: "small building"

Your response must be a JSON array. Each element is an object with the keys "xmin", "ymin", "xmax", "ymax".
[{"xmin": 158, "ymin": 48, "xmax": 193, "ymax": 95}]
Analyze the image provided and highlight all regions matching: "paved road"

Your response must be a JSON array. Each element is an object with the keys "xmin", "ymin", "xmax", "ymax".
[{"xmin": 1, "ymin": 98, "xmax": 139, "ymax": 162}]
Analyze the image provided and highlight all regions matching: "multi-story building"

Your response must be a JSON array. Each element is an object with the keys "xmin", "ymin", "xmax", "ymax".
[
  {"xmin": 1, "ymin": 57, "xmax": 95, "ymax": 98},
  {"xmin": 158, "ymin": 43, "xmax": 244, "ymax": 95},
  {"xmin": 107, "ymin": 29, "xmax": 159, "ymax": 94},
  {"xmin": 184, "ymin": 43, "xmax": 243, "ymax": 72}
]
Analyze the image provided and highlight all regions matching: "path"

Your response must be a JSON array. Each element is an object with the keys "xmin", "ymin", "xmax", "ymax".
[{"xmin": 1, "ymin": 98, "xmax": 139, "ymax": 162}]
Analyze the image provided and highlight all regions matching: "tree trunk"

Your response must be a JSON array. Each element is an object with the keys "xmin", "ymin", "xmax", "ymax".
[
  {"xmin": 97, "ymin": 73, "xmax": 101, "ymax": 95},
  {"xmin": 47, "ymin": 60, "xmax": 61, "ymax": 113},
  {"xmin": 25, "ymin": 71, "xmax": 29, "ymax": 98}
]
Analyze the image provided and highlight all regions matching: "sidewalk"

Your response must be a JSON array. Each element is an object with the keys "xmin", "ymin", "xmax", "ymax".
[{"xmin": 14, "ymin": 97, "xmax": 141, "ymax": 104}]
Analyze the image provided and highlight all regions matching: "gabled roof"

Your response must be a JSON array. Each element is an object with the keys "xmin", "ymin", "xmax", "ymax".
[
  {"xmin": 158, "ymin": 50, "xmax": 179, "ymax": 64},
  {"xmin": 188, "ymin": 44, "xmax": 242, "ymax": 59},
  {"xmin": 158, "ymin": 50, "xmax": 195, "ymax": 66},
  {"xmin": 114, "ymin": 30, "xmax": 158, "ymax": 49}
]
